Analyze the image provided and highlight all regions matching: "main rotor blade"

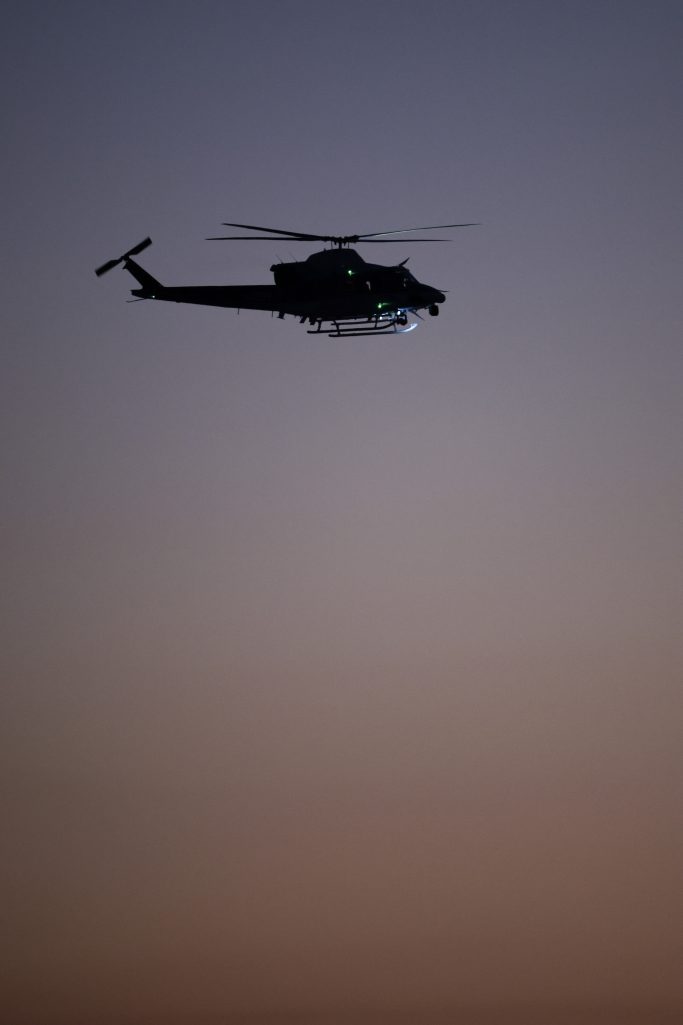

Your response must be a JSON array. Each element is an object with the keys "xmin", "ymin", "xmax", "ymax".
[
  {"xmin": 205, "ymin": 234, "xmax": 451, "ymax": 242},
  {"xmin": 207, "ymin": 235, "xmax": 321, "ymax": 241},
  {"xmin": 357, "ymin": 223, "xmax": 480, "ymax": 238},
  {"xmin": 207, "ymin": 236, "xmax": 453, "ymax": 243},
  {"xmin": 355, "ymin": 238, "xmax": 452, "ymax": 243},
  {"xmin": 221, "ymin": 222, "xmax": 324, "ymax": 240},
  {"xmin": 213, "ymin": 221, "xmax": 480, "ymax": 244}
]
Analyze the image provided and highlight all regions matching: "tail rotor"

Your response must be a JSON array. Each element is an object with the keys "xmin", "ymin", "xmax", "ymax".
[{"xmin": 95, "ymin": 237, "xmax": 152, "ymax": 277}]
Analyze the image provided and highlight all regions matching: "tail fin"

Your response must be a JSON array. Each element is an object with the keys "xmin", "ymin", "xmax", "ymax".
[
  {"xmin": 95, "ymin": 237, "xmax": 152, "ymax": 277},
  {"xmin": 123, "ymin": 257, "xmax": 162, "ymax": 295}
]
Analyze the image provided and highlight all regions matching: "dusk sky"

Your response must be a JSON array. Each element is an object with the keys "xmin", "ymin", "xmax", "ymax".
[{"xmin": 2, "ymin": 3, "xmax": 682, "ymax": 1024}]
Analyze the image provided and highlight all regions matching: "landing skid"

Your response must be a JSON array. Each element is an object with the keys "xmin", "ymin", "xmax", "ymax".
[{"xmin": 306, "ymin": 312, "xmax": 419, "ymax": 338}]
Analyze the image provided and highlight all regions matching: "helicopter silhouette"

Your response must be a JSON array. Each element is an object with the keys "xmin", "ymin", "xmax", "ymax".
[{"xmin": 95, "ymin": 221, "xmax": 477, "ymax": 337}]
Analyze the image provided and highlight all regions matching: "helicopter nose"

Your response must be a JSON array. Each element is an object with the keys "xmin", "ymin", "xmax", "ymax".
[{"xmin": 426, "ymin": 286, "xmax": 446, "ymax": 304}]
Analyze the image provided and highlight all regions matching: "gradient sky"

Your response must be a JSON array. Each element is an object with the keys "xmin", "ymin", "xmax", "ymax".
[{"xmin": 2, "ymin": 2, "xmax": 682, "ymax": 1024}]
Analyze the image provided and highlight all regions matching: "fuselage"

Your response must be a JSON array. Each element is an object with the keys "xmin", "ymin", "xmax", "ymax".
[{"xmin": 128, "ymin": 246, "xmax": 445, "ymax": 320}]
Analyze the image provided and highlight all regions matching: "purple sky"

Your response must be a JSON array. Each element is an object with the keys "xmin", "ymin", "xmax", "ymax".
[{"xmin": 3, "ymin": 2, "xmax": 682, "ymax": 1024}]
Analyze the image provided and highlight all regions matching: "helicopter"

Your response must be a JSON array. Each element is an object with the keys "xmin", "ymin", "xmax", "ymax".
[{"xmin": 95, "ymin": 221, "xmax": 478, "ymax": 337}]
